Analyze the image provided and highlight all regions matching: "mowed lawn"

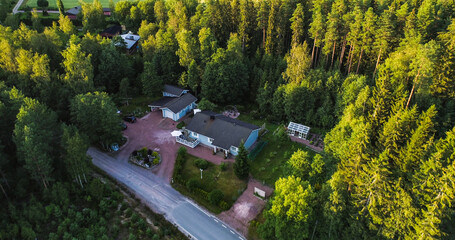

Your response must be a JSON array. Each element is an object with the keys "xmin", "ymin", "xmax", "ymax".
[
  {"xmin": 175, "ymin": 154, "xmax": 247, "ymax": 214},
  {"xmin": 237, "ymin": 112, "xmax": 313, "ymax": 186},
  {"xmin": 24, "ymin": 0, "xmax": 125, "ymax": 9}
]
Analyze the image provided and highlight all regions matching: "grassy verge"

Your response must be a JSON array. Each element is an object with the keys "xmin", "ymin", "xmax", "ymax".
[
  {"xmin": 118, "ymin": 95, "xmax": 159, "ymax": 118},
  {"xmin": 173, "ymin": 154, "xmax": 247, "ymax": 214}
]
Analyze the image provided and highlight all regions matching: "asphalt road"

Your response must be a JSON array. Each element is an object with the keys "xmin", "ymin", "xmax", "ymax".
[
  {"xmin": 87, "ymin": 147, "xmax": 245, "ymax": 240},
  {"xmin": 12, "ymin": 0, "xmax": 24, "ymax": 14}
]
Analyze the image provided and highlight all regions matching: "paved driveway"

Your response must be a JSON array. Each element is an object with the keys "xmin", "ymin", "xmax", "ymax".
[
  {"xmin": 115, "ymin": 112, "xmax": 179, "ymax": 180},
  {"xmin": 88, "ymin": 147, "xmax": 244, "ymax": 240},
  {"xmin": 116, "ymin": 111, "xmax": 235, "ymax": 180}
]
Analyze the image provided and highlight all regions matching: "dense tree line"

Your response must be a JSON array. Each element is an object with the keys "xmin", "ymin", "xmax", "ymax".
[{"xmin": 0, "ymin": 0, "xmax": 454, "ymax": 239}]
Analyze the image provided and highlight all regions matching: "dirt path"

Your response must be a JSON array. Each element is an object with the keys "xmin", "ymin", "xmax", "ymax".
[
  {"xmin": 290, "ymin": 136, "xmax": 324, "ymax": 153},
  {"xmin": 218, "ymin": 179, "xmax": 274, "ymax": 236}
]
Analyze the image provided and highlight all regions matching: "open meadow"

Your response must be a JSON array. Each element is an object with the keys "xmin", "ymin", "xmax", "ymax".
[{"xmin": 22, "ymin": 0, "xmax": 124, "ymax": 9}]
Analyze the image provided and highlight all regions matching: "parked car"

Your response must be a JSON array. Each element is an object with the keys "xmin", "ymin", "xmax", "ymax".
[
  {"xmin": 120, "ymin": 122, "xmax": 127, "ymax": 130},
  {"xmin": 123, "ymin": 115, "xmax": 136, "ymax": 123},
  {"xmin": 110, "ymin": 143, "xmax": 119, "ymax": 151}
]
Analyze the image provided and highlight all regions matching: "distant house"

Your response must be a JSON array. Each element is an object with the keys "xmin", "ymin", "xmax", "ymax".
[
  {"xmin": 100, "ymin": 25, "xmax": 122, "ymax": 39},
  {"xmin": 148, "ymin": 85, "xmax": 197, "ymax": 121},
  {"xmin": 162, "ymin": 84, "xmax": 189, "ymax": 97},
  {"xmin": 178, "ymin": 111, "xmax": 260, "ymax": 156},
  {"xmin": 103, "ymin": 8, "xmax": 111, "ymax": 16},
  {"xmin": 118, "ymin": 32, "xmax": 140, "ymax": 54},
  {"xmin": 66, "ymin": 6, "xmax": 81, "ymax": 20},
  {"xmin": 66, "ymin": 6, "xmax": 111, "ymax": 20}
]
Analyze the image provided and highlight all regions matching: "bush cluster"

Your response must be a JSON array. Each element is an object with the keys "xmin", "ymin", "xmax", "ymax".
[
  {"xmin": 173, "ymin": 147, "xmax": 187, "ymax": 184},
  {"xmin": 194, "ymin": 158, "xmax": 209, "ymax": 170}
]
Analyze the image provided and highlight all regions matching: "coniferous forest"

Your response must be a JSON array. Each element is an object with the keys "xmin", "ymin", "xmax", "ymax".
[{"xmin": 0, "ymin": 0, "xmax": 455, "ymax": 239}]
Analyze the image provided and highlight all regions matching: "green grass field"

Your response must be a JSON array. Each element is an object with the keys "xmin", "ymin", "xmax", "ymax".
[
  {"xmin": 174, "ymin": 154, "xmax": 247, "ymax": 214},
  {"xmin": 237, "ymin": 112, "xmax": 316, "ymax": 186},
  {"xmin": 23, "ymin": 0, "xmax": 123, "ymax": 10}
]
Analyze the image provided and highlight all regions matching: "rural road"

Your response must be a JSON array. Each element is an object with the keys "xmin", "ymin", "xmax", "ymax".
[
  {"xmin": 12, "ymin": 0, "xmax": 60, "ymax": 14},
  {"xmin": 87, "ymin": 147, "xmax": 245, "ymax": 240},
  {"xmin": 12, "ymin": 0, "xmax": 24, "ymax": 14}
]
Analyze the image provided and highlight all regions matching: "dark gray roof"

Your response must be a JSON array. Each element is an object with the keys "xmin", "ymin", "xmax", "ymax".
[
  {"xmin": 162, "ymin": 93, "xmax": 197, "ymax": 113},
  {"xmin": 149, "ymin": 97, "xmax": 175, "ymax": 107},
  {"xmin": 186, "ymin": 111, "xmax": 260, "ymax": 150},
  {"xmin": 66, "ymin": 6, "xmax": 81, "ymax": 15},
  {"xmin": 101, "ymin": 25, "xmax": 122, "ymax": 35},
  {"xmin": 164, "ymin": 84, "xmax": 186, "ymax": 96},
  {"xmin": 66, "ymin": 6, "xmax": 109, "ymax": 15}
]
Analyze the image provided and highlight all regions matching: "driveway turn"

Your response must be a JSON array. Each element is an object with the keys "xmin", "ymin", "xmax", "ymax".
[{"xmin": 88, "ymin": 147, "xmax": 245, "ymax": 240}]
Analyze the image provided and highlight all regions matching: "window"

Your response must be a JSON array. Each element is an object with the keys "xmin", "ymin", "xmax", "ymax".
[{"xmin": 231, "ymin": 146, "xmax": 238, "ymax": 152}]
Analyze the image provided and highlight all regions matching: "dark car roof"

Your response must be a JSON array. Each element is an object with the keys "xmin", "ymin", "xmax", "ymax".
[{"xmin": 186, "ymin": 111, "xmax": 260, "ymax": 149}]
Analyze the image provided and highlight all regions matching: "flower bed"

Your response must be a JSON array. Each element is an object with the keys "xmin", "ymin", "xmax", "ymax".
[{"xmin": 128, "ymin": 147, "xmax": 161, "ymax": 169}]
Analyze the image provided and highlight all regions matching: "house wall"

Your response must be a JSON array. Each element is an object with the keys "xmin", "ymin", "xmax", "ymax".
[
  {"xmin": 244, "ymin": 129, "xmax": 260, "ymax": 149},
  {"xmin": 162, "ymin": 108, "xmax": 175, "ymax": 120},
  {"xmin": 177, "ymin": 102, "xmax": 196, "ymax": 120},
  {"xmin": 229, "ymin": 146, "xmax": 239, "ymax": 156},
  {"xmin": 163, "ymin": 92, "xmax": 179, "ymax": 97},
  {"xmin": 188, "ymin": 130, "xmax": 216, "ymax": 149},
  {"xmin": 162, "ymin": 102, "xmax": 196, "ymax": 121}
]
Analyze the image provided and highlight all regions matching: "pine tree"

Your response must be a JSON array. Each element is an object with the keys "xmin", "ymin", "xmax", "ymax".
[
  {"xmin": 309, "ymin": 0, "xmax": 328, "ymax": 66},
  {"xmin": 290, "ymin": 3, "xmax": 305, "ymax": 46},
  {"xmin": 256, "ymin": 0, "xmax": 269, "ymax": 48},
  {"xmin": 234, "ymin": 142, "xmax": 249, "ymax": 179}
]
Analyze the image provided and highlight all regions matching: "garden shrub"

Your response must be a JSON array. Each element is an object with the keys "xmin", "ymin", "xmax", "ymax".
[
  {"xmin": 139, "ymin": 147, "xmax": 148, "ymax": 157},
  {"xmin": 153, "ymin": 158, "xmax": 160, "ymax": 165},
  {"xmin": 194, "ymin": 158, "xmax": 209, "ymax": 170},
  {"xmin": 173, "ymin": 147, "xmax": 188, "ymax": 182},
  {"xmin": 131, "ymin": 213, "xmax": 139, "ymax": 223},
  {"xmin": 195, "ymin": 188, "xmax": 209, "ymax": 200},
  {"xmin": 219, "ymin": 200, "xmax": 230, "ymax": 210},
  {"xmin": 220, "ymin": 162, "xmax": 227, "ymax": 171},
  {"xmin": 88, "ymin": 178, "xmax": 105, "ymax": 201},
  {"xmin": 208, "ymin": 189, "xmax": 224, "ymax": 205},
  {"xmin": 186, "ymin": 178, "xmax": 200, "ymax": 192},
  {"xmin": 176, "ymin": 121, "xmax": 185, "ymax": 129},
  {"xmin": 125, "ymin": 208, "xmax": 133, "ymax": 218},
  {"xmin": 177, "ymin": 147, "xmax": 187, "ymax": 158}
]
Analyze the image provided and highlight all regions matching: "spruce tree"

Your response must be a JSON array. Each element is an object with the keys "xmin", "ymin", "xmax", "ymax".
[{"xmin": 234, "ymin": 142, "xmax": 249, "ymax": 179}]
